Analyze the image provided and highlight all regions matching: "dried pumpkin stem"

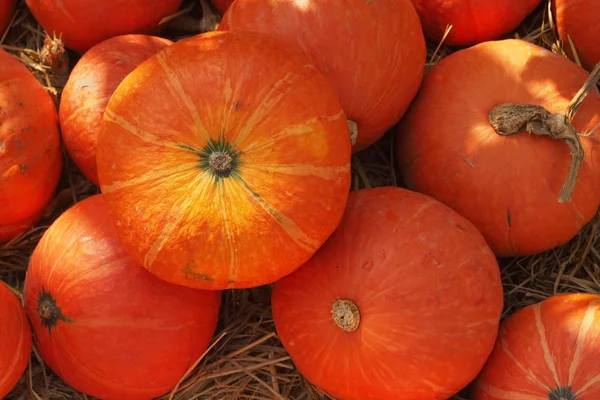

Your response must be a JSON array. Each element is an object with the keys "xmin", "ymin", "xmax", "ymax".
[
  {"xmin": 331, "ymin": 299, "xmax": 360, "ymax": 332},
  {"xmin": 209, "ymin": 151, "xmax": 233, "ymax": 173},
  {"xmin": 488, "ymin": 62, "xmax": 600, "ymax": 203},
  {"xmin": 347, "ymin": 119, "xmax": 358, "ymax": 146}
]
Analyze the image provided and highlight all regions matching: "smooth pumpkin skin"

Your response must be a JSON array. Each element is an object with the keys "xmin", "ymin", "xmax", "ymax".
[
  {"xmin": 0, "ymin": 0, "xmax": 15, "ymax": 34},
  {"xmin": 212, "ymin": 0, "xmax": 234, "ymax": 15},
  {"xmin": 396, "ymin": 39, "xmax": 600, "ymax": 257},
  {"xmin": 96, "ymin": 30, "xmax": 352, "ymax": 291},
  {"xmin": 24, "ymin": 194, "xmax": 222, "ymax": 400},
  {"xmin": 0, "ymin": 282, "xmax": 32, "ymax": 399},
  {"xmin": 272, "ymin": 186, "xmax": 504, "ymax": 400},
  {"xmin": 219, "ymin": 0, "xmax": 426, "ymax": 153},
  {"xmin": 25, "ymin": 0, "xmax": 183, "ymax": 53},
  {"xmin": 554, "ymin": 0, "xmax": 600, "ymax": 72},
  {"xmin": 410, "ymin": 0, "xmax": 541, "ymax": 46},
  {"xmin": 59, "ymin": 34, "xmax": 173, "ymax": 186},
  {"xmin": 473, "ymin": 293, "xmax": 600, "ymax": 400},
  {"xmin": 0, "ymin": 48, "xmax": 62, "ymax": 243}
]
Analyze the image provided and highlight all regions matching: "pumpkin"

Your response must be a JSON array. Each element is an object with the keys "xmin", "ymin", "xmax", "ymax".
[
  {"xmin": 212, "ymin": 0, "xmax": 234, "ymax": 15},
  {"xmin": 59, "ymin": 34, "xmax": 173, "ymax": 186},
  {"xmin": 219, "ymin": 0, "xmax": 426, "ymax": 152},
  {"xmin": 0, "ymin": 0, "xmax": 15, "ymax": 34},
  {"xmin": 0, "ymin": 282, "xmax": 32, "ymax": 399},
  {"xmin": 472, "ymin": 293, "xmax": 600, "ymax": 400},
  {"xmin": 95, "ymin": 30, "xmax": 352, "ymax": 290},
  {"xmin": 0, "ymin": 48, "xmax": 62, "ymax": 243},
  {"xmin": 396, "ymin": 39, "xmax": 600, "ymax": 257},
  {"xmin": 25, "ymin": 0, "xmax": 183, "ymax": 53},
  {"xmin": 271, "ymin": 186, "xmax": 504, "ymax": 400},
  {"xmin": 24, "ymin": 194, "xmax": 222, "ymax": 400},
  {"xmin": 554, "ymin": 0, "xmax": 600, "ymax": 72},
  {"xmin": 410, "ymin": 0, "xmax": 542, "ymax": 47}
]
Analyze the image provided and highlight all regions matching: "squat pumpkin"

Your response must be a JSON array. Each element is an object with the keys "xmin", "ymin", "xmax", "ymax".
[
  {"xmin": 0, "ymin": 282, "xmax": 32, "ymax": 399},
  {"xmin": 60, "ymin": 34, "xmax": 173, "ymax": 185},
  {"xmin": 220, "ymin": 0, "xmax": 426, "ymax": 152},
  {"xmin": 25, "ymin": 0, "xmax": 182, "ymax": 53},
  {"xmin": 96, "ymin": 30, "xmax": 352, "ymax": 290},
  {"xmin": 24, "ymin": 194, "xmax": 222, "ymax": 400},
  {"xmin": 553, "ymin": 0, "xmax": 600, "ymax": 71},
  {"xmin": 396, "ymin": 39, "xmax": 600, "ymax": 257},
  {"xmin": 272, "ymin": 187, "xmax": 504, "ymax": 400},
  {"xmin": 0, "ymin": 48, "xmax": 62, "ymax": 243},
  {"xmin": 473, "ymin": 293, "xmax": 600, "ymax": 400}
]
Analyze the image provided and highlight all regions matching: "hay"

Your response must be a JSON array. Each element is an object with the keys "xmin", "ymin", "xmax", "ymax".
[{"xmin": 1, "ymin": 0, "xmax": 598, "ymax": 399}]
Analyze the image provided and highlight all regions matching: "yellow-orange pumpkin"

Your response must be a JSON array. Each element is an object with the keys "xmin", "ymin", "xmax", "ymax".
[
  {"xmin": 554, "ymin": 0, "xmax": 600, "ymax": 71},
  {"xmin": 96, "ymin": 31, "xmax": 352, "ymax": 290}
]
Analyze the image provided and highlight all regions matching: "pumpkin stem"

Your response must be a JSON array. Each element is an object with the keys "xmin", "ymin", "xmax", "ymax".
[
  {"xmin": 37, "ymin": 287, "xmax": 73, "ymax": 332},
  {"xmin": 209, "ymin": 151, "xmax": 234, "ymax": 174},
  {"xmin": 488, "ymin": 62, "xmax": 600, "ymax": 203},
  {"xmin": 331, "ymin": 299, "xmax": 360, "ymax": 332},
  {"xmin": 347, "ymin": 119, "xmax": 358, "ymax": 146}
]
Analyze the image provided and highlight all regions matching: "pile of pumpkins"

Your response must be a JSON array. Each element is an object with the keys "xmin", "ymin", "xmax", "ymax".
[{"xmin": 1, "ymin": 0, "xmax": 600, "ymax": 399}]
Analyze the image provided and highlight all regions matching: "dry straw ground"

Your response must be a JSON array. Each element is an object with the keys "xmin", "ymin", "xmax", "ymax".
[{"xmin": 1, "ymin": 0, "xmax": 599, "ymax": 399}]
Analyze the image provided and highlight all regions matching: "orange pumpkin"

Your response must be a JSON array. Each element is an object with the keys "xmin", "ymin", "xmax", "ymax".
[
  {"xmin": 554, "ymin": 0, "xmax": 600, "ymax": 71},
  {"xmin": 25, "ymin": 0, "xmax": 183, "ymax": 53},
  {"xmin": 0, "ymin": 48, "xmax": 62, "ymax": 243},
  {"xmin": 0, "ymin": 0, "xmax": 15, "ymax": 34},
  {"xmin": 0, "ymin": 282, "xmax": 32, "ymax": 399},
  {"xmin": 473, "ymin": 293, "xmax": 600, "ymax": 400},
  {"xmin": 212, "ymin": 0, "xmax": 234, "ymax": 15},
  {"xmin": 60, "ymin": 34, "xmax": 173, "ymax": 186},
  {"xmin": 219, "ymin": 0, "xmax": 426, "ymax": 152},
  {"xmin": 410, "ymin": 0, "xmax": 541, "ymax": 46},
  {"xmin": 96, "ymin": 30, "xmax": 352, "ymax": 290},
  {"xmin": 24, "ymin": 194, "xmax": 222, "ymax": 400},
  {"xmin": 396, "ymin": 39, "xmax": 600, "ymax": 257},
  {"xmin": 272, "ymin": 186, "xmax": 504, "ymax": 400}
]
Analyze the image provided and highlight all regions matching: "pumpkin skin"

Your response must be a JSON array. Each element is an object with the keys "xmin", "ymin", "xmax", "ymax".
[
  {"xmin": 96, "ymin": 30, "xmax": 352, "ymax": 291},
  {"xmin": 396, "ymin": 39, "xmax": 600, "ymax": 257},
  {"xmin": 0, "ymin": 282, "xmax": 32, "ymax": 399},
  {"xmin": 25, "ymin": 0, "xmax": 183, "ymax": 53},
  {"xmin": 554, "ymin": 0, "xmax": 600, "ymax": 72},
  {"xmin": 212, "ymin": 0, "xmax": 234, "ymax": 15},
  {"xmin": 59, "ymin": 34, "xmax": 173, "ymax": 186},
  {"xmin": 410, "ymin": 0, "xmax": 541, "ymax": 47},
  {"xmin": 219, "ymin": 0, "xmax": 426, "ymax": 152},
  {"xmin": 271, "ymin": 186, "xmax": 504, "ymax": 400},
  {"xmin": 472, "ymin": 293, "xmax": 600, "ymax": 400},
  {"xmin": 0, "ymin": 0, "xmax": 15, "ymax": 34},
  {"xmin": 24, "ymin": 194, "xmax": 222, "ymax": 400},
  {"xmin": 0, "ymin": 48, "xmax": 62, "ymax": 243}
]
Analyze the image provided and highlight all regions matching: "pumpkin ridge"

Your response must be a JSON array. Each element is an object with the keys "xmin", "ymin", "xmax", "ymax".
[
  {"xmin": 568, "ymin": 300, "xmax": 600, "ymax": 390},
  {"xmin": 498, "ymin": 334, "xmax": 551, "ymax": 390},
  {"xmin": 533, "ymin": 304, "xmax": 561, "ymax": 386}
]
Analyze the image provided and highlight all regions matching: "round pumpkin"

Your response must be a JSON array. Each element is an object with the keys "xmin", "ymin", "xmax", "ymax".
[
  {"xmin": 219, "ymin": 0, "xmax": 426, "ymax": 152},
  {"xmin": 60, "ymin": 34, "xmax": 173, "ymax": 186},
  {"xmin": 554, "ymin": 0, "xmax": 600, "ymax": 72},
  {"xmin": 0, "ymin": 282, "xmax": 32, "ymax": 399},
  {"xmin": 0, "ymin": 0, "xmax": 15, "ymax": 34},
  {"xmin": 24, "ymin": 194, "xmax": 222, "ymax": 400},
  {"xmin": 96, "ymin": 30, "xmax": 352, "ymax": 290},
  {"xmin": 0, "ymin": 48, "xmax": 62, "ymax": 243},
  {"xmin": 25, "ymin": 0, "xmax": 183, "ymax": 53},
  {"xmin": 410, "ymin": 0, "xmax": 542, "ymax": 47},
  {"xmin": 396, "ymin": 39, "xmax": 600, "ymax": 257},
  {"xmin": 271, "ymin": 186, "xmax": 504, "ymax": 400},
  {"xmin": 473, "ymin": 293, "xmax": 600, "ymax": 400},
  {"xmin": 212, "ymin": 0, "xmax": 234, "ymax": 15}
]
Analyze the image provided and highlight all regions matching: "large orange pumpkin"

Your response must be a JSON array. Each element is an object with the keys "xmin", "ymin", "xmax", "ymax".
[
  {"xmin": 24, "ymin": 194, "xmax": 222, "ymax": 400},
  {"xmin": 0, "ymin": 282, "xmax": 32, "ymax": 399},
  {"xmin": 96, "ymin": 30, "xmax": 352, "ymax": 291},
  {"xmin": 60, "ymin": 34, "xmax": 173, "ymax": 186},
  {"xmin": 410, "ymin": 0, "xmax": 541, "ymax": 46},
  {"xmin": 272, "ymin": 186, "xmax": 504, "ymax": 400},
  {"xmin": 396, "ymin": 39, "xmax": 600, "ymax": 257},
  {"xmin": 219, "ymin": 0, "xmax": 426, "ymax": 152},
  {"xmin": 554, "ymin": 0, "xmax": 600, "ymax": 72},
  {"xmin": 0, "ymin": 48, "xmax": 62, "ymax": 243},
  {"xmin": 0, "ymin": 0, "xmax": 15, "ymax": 34},
  {"xmin": 473, "ymin": 293, "xmax": 600, "ymax": 400},
  {"xmin": 25, "ymin": 0, "xmax": 183, "ymax": 53}
]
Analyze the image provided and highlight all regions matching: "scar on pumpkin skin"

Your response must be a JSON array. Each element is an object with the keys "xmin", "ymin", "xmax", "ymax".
[
  {"xmin": 506, "ymin": 209, "xmax": 512, "ymax": 228},
  {"xmin": 184, "ymin": 266, "xmax": 214, "ymax": 282}
]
